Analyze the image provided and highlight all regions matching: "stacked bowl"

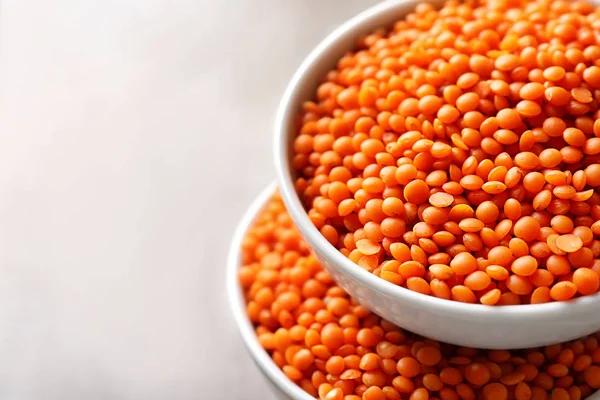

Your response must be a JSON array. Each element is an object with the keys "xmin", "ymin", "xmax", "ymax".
[{"xmin": 229, "ymin": 0, "xmax": 600, "ymax": 398}]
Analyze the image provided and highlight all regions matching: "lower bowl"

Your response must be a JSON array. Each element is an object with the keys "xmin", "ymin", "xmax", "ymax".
[{"xmin": 227, "ymin": 184, "xmax": 600, "ymax": 399}]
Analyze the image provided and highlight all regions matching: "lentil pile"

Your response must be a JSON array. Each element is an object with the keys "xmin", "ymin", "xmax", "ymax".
[
  {"xmin": 240, "ymin": 193, "xmax": 600, "ymax": 400},
  {"xmin": 292, "ymin": 0, "xmax": 600, "ymax": 304}
]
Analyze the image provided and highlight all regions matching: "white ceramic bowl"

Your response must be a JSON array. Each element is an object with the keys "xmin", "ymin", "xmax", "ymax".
[
  {"xmin": 227, "ymin": 184, "xmax": 600, "ymax": 399},
  {"xmin": 273, "ymin": 0, "xmax": 600, "ymax": 349}
]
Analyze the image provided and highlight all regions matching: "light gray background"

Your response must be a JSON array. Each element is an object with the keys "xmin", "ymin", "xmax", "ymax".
[{"xmin": 0, "ymin": 1, "xmax": 378, "ymax": 399}]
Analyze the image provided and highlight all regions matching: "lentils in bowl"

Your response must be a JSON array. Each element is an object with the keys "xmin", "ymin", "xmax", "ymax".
[
  {"xmin": 291, "ymin": 0, "xmax": 600, "ymax": 305},
  {"xmin": 274, "ymin": 0, "xmax": 600, "ymax": 348}
]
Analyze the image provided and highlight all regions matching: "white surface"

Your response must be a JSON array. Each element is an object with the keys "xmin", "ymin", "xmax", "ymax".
[
  {"xmin": 4, "ymin": 0, "xmax": 599, "ymax": 398},
  {"xmin": 0, "ymin": 0, "xmax": 380, "ymax": 399},
  {"xmin": 274, "ymin": 0, "xmax": 600, "ymax": 350}
]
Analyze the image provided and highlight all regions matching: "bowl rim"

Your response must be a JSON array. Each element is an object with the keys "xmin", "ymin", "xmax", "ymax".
[
  {"xmin": 273, "ymin": 0, "xmax": 600, "ymax": 318},
  {"xmin": 227, "ymin": 183, "xmax": 313, "ymax": 400}
]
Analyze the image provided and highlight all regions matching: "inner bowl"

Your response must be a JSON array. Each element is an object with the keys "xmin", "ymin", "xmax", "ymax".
[{"xmin": 273, "ymin": 0, "xmax": 600, "ymax": 349}]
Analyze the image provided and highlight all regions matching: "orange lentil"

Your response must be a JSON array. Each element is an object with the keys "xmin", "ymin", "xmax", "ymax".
[
  {"xmin": 451, "ymin": 285, "xmax": 477, "ymax": 303},
  {"xmin": 511, "ymin": 256, "xmax": 538, "ymax": 277},
  {"xmin": 550, "ymin": 216, "xmax": 573, "ymax": 235},
  {"xmin": 407, "ymin": 277, "xmax": 431, "ymax": 295},
  {"xmin": 550, "ymin": 281, "xmax": 578, "ymax": 301},
  {"xmin": 520, "ymin": 82, "xmax": 545, "ymax": 100},
  {"xmin": 556, "ymin": 235, "xmax": 583, "ymax": 253},
  {"xmin": 464, "ymin": 271, "xmax": 492, "ymax": 291},
  {"xmin": 496, "ymin": 54, "xmax": 520, "ymax": 71},
  {"xmin": 531, "ymin": 287, "xmax": 552, "ymax": 304},
  {"xmin": 545, "ymin": 87, "xmax": 570, "ymax": 106},
  {"xmin": 465, "ymin": 363, "xmax": 491, "ymax": 386},
  {"xmin": 487, "ymin": 265, "xmax": 510, "ymax": 281},
  {"xmin": 356, "ymin": 239, "xmax": 381, "ymax": 256},
  {"xmin": 539, "ymin": 149, "xmax": 563, "ymax": 169},
  {"xmin": 543, "ymin": 66, "xmax": 566, "ymax": 82},
  {"xmin": 430, "ymin": 279, "xmax": 451, "ymax": 300},
  {"xmin": 572, "ymin": 268, "xmax": 600, "ymax": 295},
  {"xmin": 404, "ymin": 180, "xmax": 430, "ymax": 205},
  {"xmin": 514, "ymin": 216, "xmax": 541, "ymax": 243},
  {"xmin": 488, "ymin": 246, "xmax": 514, "ymax": 267},
  {"xmin": 396, "ymin": 357, "xmax": 421, "ymax": 378},
  {"xmin": 450, "ymin": 252, "xmax": 478, "ymax": 275},
  {"xmin": 409, "ymin": 388, "xmax": 429, "ymax": 400},
  {"xmin": 584, "ymin": 67, "xmax": 600, "ymax": 89},
  {"xmin": 396, "ymin": 164, "xmax": 418, "ymax": 185},
  {"xmin": 515, "ymin": 382, "xmax": 532, "ymax": 400},
  {"xmin": 530, "ymin": 268, "xmax": 554, "ymax": 287},
  {"xmin": 501, "ymin": 371, "xmax": 526, "ymax": 386},
  {"xmin": 515, "ymin": 152, "xmax": 540, "ymax": 170},
  {"xmin": 459, "ymin": 218, "xmax": 485, "ymax": 233},
  {"xmin": 546, "ymin": 254, "xmax": 570, "ymax": 276},
  {"xmin": 584, "ymin": 365, "xmax": 600, "ymax": 388},
  {"xmin": 480, "ymin": 289, "xmax": 502, "ymax": 305},
  {"xmin": 416, "ymin": 346, "xmax": 442, "ymax": 367},
  {"xmin": 510, "ymin": 238, "xmax": 529, "ymax": 258},
  {"xmin": 506, "ymin": 275, "xmax": 533, "ymax": 295},
  {"xmin": 429, "ymin": 264, "xmax": 454, "ymax": 280},
  {"xmin": 547, "ymin": 235, "xmax": 567, "ymax": 257},
  {"xmin": 523, "ymin": 172, "xmax": 546, "ymax": 193},
  {"xmin": 483, "ymin": 382, "xmax": 508, "ymax": 400}
]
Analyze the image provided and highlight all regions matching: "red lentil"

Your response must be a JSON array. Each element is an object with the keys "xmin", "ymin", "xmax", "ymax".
[
  {"xmin": 292, "ymin": 0, "xmax": 600, "ymax": 304},
  {"xmin": 241, "ymin": 193, "xmax": 600, "ymax": 399}
]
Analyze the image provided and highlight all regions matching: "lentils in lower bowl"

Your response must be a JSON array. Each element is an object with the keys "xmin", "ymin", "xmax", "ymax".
[
  {"xmin": 292, "ymin": 0, "xmax": 600, "ymax": 305},
  {"xmin": 239, "ymin": 192, "xmax": 600, "ymax": 400}
]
